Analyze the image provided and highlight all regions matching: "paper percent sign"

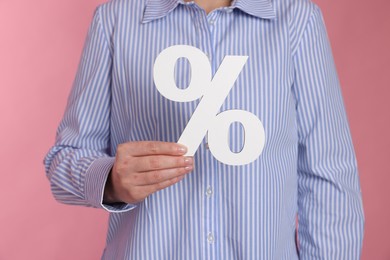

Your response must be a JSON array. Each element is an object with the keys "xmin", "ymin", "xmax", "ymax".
[{"xmin": 153, "ymin": 45, "xmax": 265, "ymax": 166}]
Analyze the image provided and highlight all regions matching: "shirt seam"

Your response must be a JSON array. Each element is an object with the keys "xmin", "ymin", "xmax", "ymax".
[
  {"xmin": 291, "ymin": 2, "xmax": 316, "ymax": 57},
  {"xmin": 96, "ymin": 5, "xmax": 113, "ymax": 59}
]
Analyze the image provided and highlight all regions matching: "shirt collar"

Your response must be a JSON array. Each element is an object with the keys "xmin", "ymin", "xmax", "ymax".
[
  {"xmin": 232, "ymin": 0, "xmax": 276, "ymax": 19},
  {"xmin": 142, "ymin": 0, "xmax": 276, "ymax": 23}
]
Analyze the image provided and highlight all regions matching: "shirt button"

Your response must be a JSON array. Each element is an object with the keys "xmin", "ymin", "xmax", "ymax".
[
  {"xmin": 207, "ymin": 232, "xmax": 214, "ymax": 244},
  {"xmin": 205, "ymin": 142, "xmax": 210, "ymax": 149},
  {"xmin": 206, "ymin": 186, "xmax": 213, "ymax": 197},
  {"xmin": 209, "ymin": 19, "xmax": 215, "ymax": 25}
]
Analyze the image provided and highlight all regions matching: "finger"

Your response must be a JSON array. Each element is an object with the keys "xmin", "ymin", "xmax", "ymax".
[
  {"xmin": 118, "ymin": 141, "xmax": 187, "ymax": 157},
  {"xmin": 133, "ymin": 155, "xmax": 193, "ymax": 172},
  {"xmin": 144, "ymin": 175, "xmax": 187, "ymax": 194},
  {"xmin": 133, "ymin": 166, "xmax": 193, "ymax": 186}
]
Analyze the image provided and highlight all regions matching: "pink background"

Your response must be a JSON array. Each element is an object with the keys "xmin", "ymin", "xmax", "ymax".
[{"xmin": 0, "ymin": 0, "xmax": 389, "ymax": 259}]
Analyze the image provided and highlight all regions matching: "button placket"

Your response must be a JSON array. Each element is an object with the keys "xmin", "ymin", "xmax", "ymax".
[{"xmin": 195, "ymin": 9, "xmax": 220, "ymax": 259}]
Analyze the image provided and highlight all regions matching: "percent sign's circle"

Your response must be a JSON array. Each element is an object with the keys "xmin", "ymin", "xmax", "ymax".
[
  {"xmin": 153, "ymin": 45, "xmax": 211, "ymax": 102},
  {"xmin": 208, "ymin": 110, "xmax": 265, "ymax": 166},
  {"xmin": 153, "ymin": 45, "xmax": 266, "ymax": 166}
]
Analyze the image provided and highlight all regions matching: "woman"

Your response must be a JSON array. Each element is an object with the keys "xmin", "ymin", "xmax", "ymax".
[{"xmin": 44, "ymin": 0, "xmax": 364, "ymax": 258}]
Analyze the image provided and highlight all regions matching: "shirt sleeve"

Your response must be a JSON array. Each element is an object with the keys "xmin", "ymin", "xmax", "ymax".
[
  {"xmin": 292, "ymin": 4, "xmax": 364, "ymax": 259},
  {"xmin": 43, "ymin": 6, "xmax": 137, "ymax": 213}
]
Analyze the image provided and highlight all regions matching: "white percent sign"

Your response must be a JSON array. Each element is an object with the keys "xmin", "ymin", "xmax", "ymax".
[{"xmin": 153, "ymin": 45, "xmax": 265, "ymax": 166}]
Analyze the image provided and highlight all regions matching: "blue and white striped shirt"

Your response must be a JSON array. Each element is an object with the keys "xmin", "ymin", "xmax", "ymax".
[{"xmin": 44, "ymin": 0, "xmax": 364, "ymax": 259}]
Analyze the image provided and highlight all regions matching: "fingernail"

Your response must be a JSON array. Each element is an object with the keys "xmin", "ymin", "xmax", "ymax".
[
  {"xmin": 184, "ymin": 157, "xmax": 193, "ymax": 165},
  {"xmin": 185, "ymin": 165, "xmax": 193, "ymax": 171},
  {"xmin": 177, "ymin": 144, "xmax": 187, "ymax": 153}
]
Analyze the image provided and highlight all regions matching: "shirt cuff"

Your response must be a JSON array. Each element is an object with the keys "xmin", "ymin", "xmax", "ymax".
[{"xmin": 84, "ymin": 156, "xmax": 138, "ymax": 213}]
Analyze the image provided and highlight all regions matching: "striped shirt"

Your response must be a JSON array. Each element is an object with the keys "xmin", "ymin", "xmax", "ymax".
[{"xmin": 44, "ymin": 0, "xmax": 364, "ymax": 259}]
